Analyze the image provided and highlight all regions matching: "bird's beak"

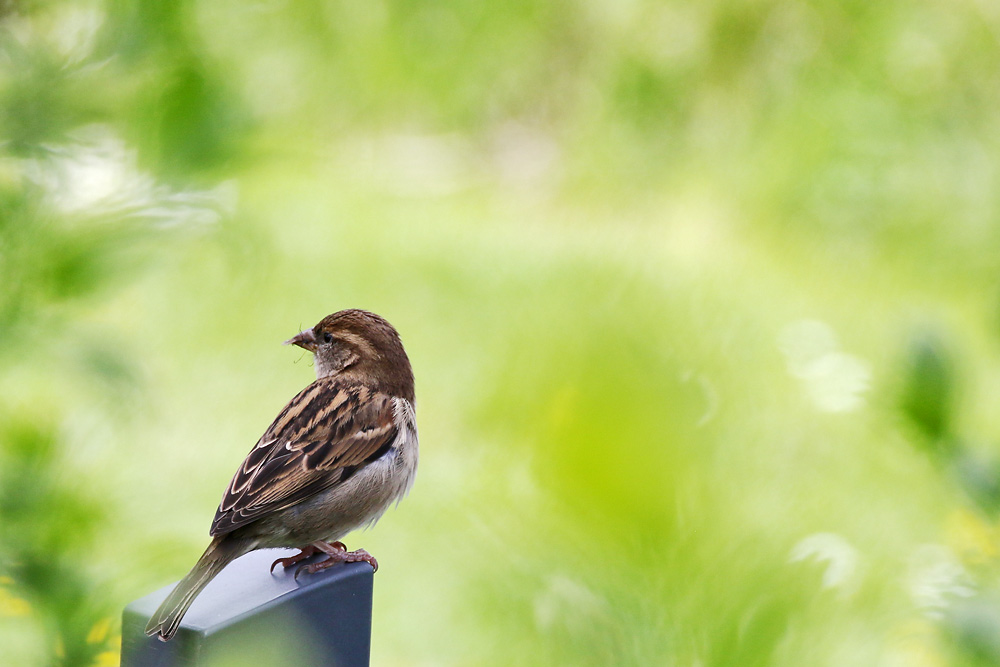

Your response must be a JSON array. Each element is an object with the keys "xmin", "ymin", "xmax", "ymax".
[{"xmin": 284, "ymin": 329, "xmax": 317, "ymax": 352}]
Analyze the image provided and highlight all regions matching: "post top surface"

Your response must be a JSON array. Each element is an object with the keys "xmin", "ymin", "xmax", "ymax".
[{"xmin": 127, "ymin": 548, "xmax": 373, "ymax": 635}]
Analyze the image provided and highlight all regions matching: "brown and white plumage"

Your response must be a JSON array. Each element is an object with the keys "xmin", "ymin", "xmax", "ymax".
[
  {"xmin": 212, "ymin": 381, "xmax": 401, "ymax": 536},
  {"xmin": 145, "ymin": 309, "xmax": 417, "ymax": 641}
]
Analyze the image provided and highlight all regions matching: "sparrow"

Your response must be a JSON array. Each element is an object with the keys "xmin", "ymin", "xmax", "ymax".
[{"xmin": 145, "ymin": 309, "xmax": 418, "ymax": 641}]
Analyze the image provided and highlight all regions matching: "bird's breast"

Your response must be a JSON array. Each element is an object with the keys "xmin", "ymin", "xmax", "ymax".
[{"xmin": 252, "ymin": 396, "xmax": 418, "ymax": 547}]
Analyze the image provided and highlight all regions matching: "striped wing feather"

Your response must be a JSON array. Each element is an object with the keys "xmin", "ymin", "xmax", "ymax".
[{"xmin": 210, "ymin": 379, "xmax": 397, "ymax": 536}]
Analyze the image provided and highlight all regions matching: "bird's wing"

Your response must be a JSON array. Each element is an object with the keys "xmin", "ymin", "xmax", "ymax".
[{"xmin": 210, "ymin": 379, "xmax": 398, "ymax": 537}]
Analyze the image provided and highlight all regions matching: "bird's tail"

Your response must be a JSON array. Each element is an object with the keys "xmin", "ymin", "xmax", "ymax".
[{"xmin": 145, "ymin": 536, "xmax": 251, "ymax": 641}]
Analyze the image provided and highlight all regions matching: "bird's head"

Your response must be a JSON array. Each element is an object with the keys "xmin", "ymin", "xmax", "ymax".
[{"xmin": 285, "ymin": 309, "xmax": 414, "ymax": 401}]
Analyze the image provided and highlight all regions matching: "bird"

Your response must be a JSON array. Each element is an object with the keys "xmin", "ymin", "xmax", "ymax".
[{"xmin": 145, "ymin": 309, "xmax": 418, "ymax": 641}]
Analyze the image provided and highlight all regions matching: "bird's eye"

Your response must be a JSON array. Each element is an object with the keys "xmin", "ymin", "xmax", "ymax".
[{"xmin": 323, "ymin": 332, "xmax": 334, "ymax": 344}]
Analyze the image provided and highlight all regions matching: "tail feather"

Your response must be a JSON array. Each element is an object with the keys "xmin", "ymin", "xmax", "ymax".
[{"xmin": 145, "ymin": 536, "xmax": 250, "ymax": 641}]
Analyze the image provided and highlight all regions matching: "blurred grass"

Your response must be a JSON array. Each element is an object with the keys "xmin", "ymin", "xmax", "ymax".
[{"xmin": 3, "ymin": 0, "xmax": 1000, "ymax": 665}]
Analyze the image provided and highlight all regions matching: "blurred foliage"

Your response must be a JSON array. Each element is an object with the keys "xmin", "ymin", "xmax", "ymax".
[
  {"xmin": 900, "ymin": 329, "xmax": 954, "ymax": 446},
  {"xmin": 2, "ymin": 0, "xmax": 1000, "ymax": 665}
]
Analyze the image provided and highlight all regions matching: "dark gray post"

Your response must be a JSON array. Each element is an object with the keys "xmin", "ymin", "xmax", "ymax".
[{"xmin": 121, "ymin": 549, "xmax": 373, "ymax": 666}]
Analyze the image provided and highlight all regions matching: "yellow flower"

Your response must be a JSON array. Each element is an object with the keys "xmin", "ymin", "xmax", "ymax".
[
  {"xmin": 0, "ymin": 586, "xmax": 31, "ymax": 617},
  {"xmin": 87, "ymin": 617, "xmax": 113, "ymax": 644},
  {"xmin": 93, "ymin": 650, "xmax": 119, "ymax": 667},
  {"xmin": 946, "ymin": 509, "xmax": 999, "ymax": 564}
]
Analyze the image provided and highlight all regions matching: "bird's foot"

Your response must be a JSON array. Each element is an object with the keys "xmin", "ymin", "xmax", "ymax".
[
  {"xmin": 294, "ymin": 541, "xmax": 378, "ymax": 580},
  {"xmin": 271, "ymin": 545, "xmax": 318, "ymax": 573},
  {"xmin": 270, "ymin": 542, "xmax": 346, "ymax": 573}
]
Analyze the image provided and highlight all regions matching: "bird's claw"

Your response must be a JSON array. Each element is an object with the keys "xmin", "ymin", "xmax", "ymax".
[
  {"xmin": 292, "ymin": 546, "xmax": 378, "ymax": 580},
  {"xmin": 270, "ymin": 545, "xmax": 318, "ymax": 574},
  {"xmin": 351, "ymin": 549, "xmax": 379, "ymax": 572}
]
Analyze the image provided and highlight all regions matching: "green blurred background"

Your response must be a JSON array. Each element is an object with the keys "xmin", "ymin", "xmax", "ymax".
[{"xmin": 2, "ymin": 0, "xmax": 1000, "ymax": 664}]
